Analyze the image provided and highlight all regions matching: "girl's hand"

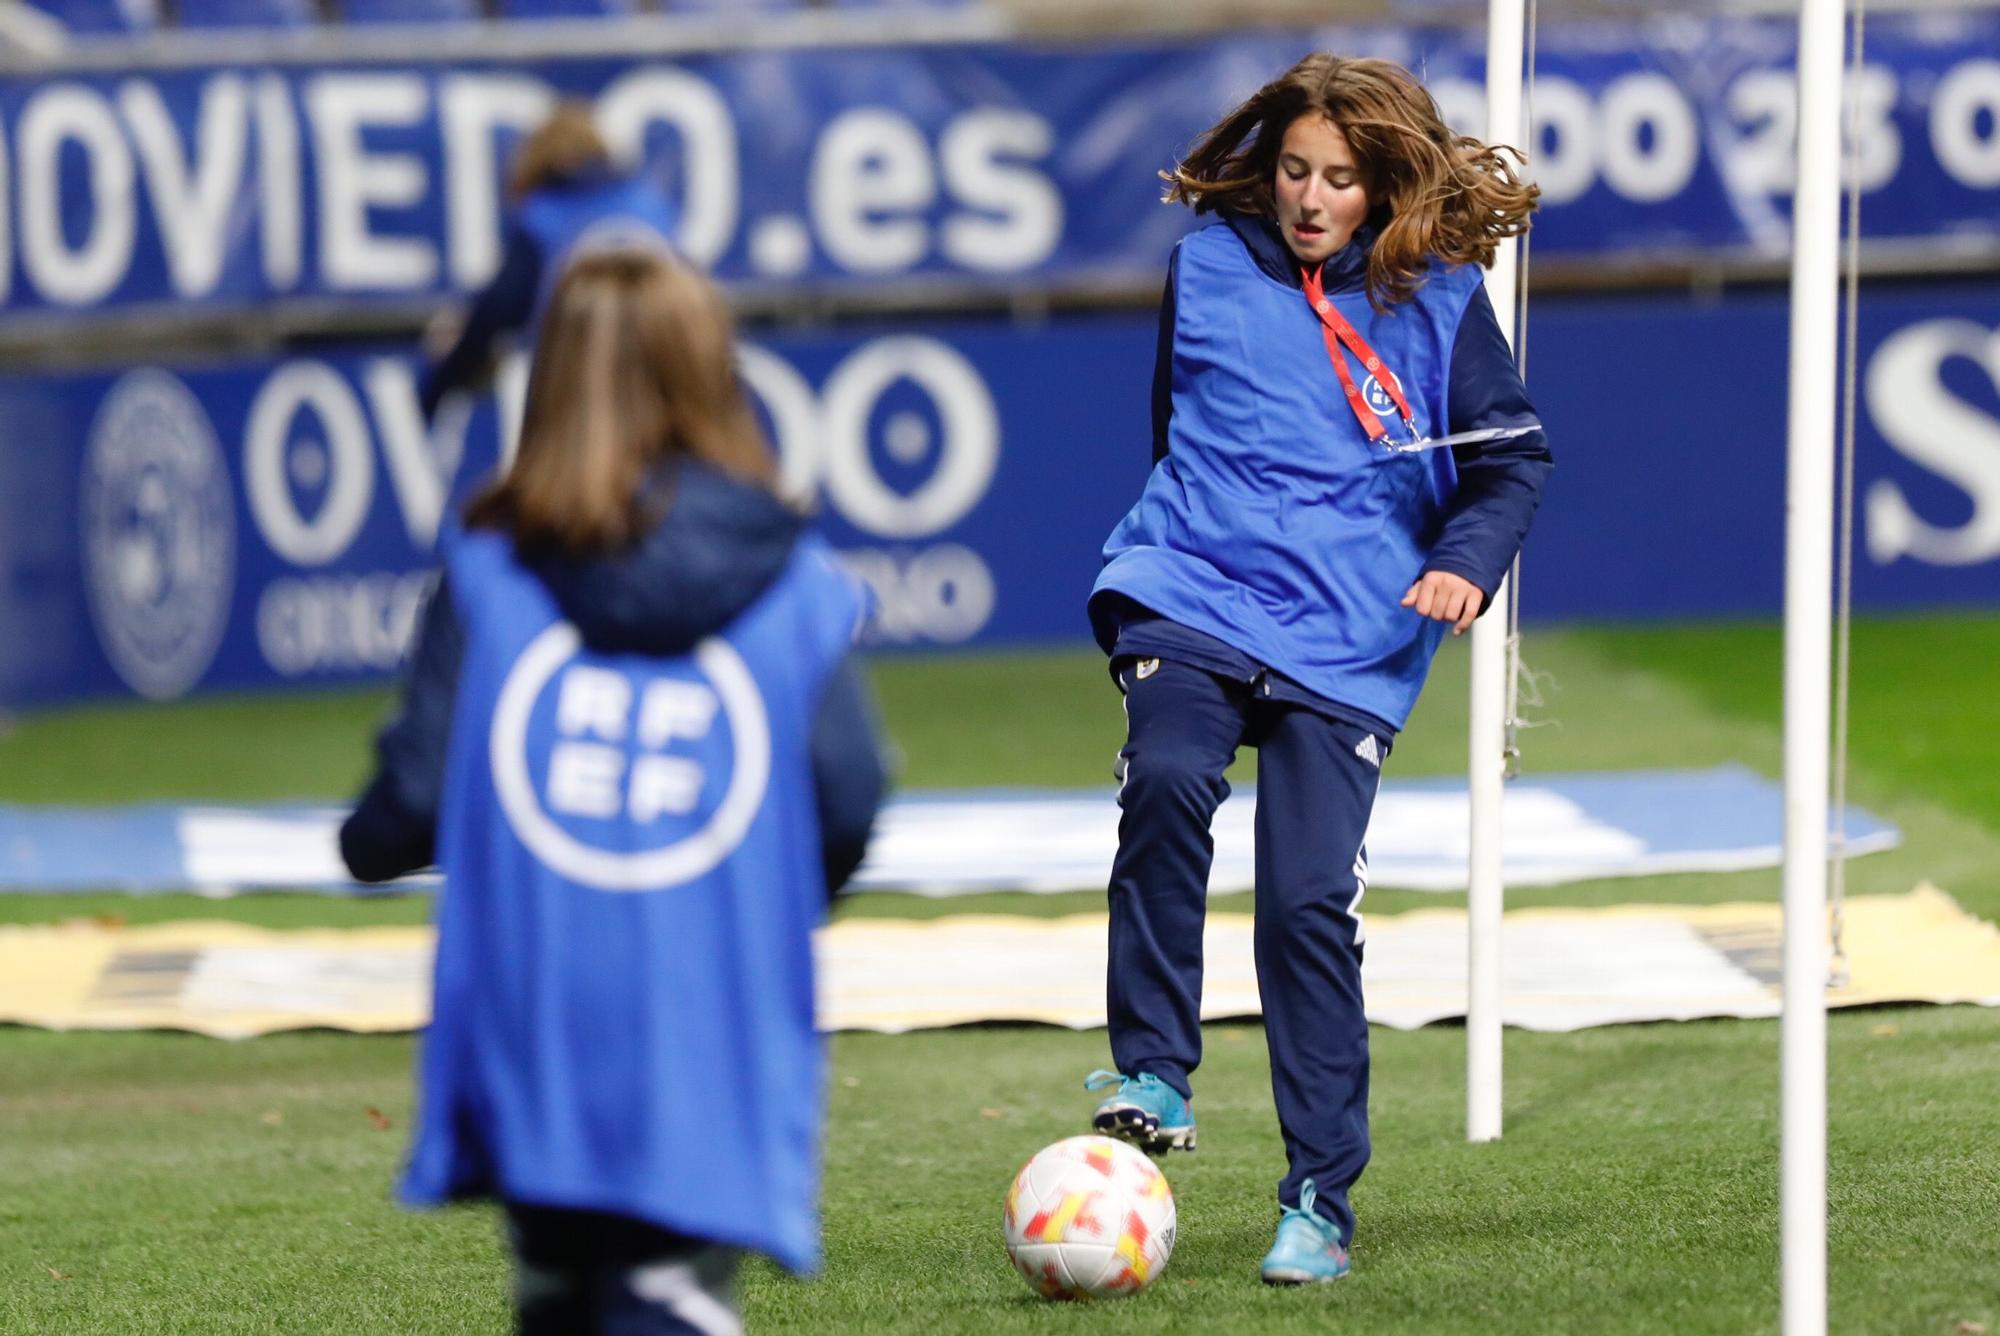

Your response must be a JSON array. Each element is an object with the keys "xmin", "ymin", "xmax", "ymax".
[{"xmin": 1400, "ymin": 571, "xmax": 1484, "ymax": 636}]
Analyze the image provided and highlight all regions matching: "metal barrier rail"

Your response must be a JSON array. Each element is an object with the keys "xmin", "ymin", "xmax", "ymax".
[{"xmin": 5, "ymin": 243, "xmax": 1996, "ymax": 372}]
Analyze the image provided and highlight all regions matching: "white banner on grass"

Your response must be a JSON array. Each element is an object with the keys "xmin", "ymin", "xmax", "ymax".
[{"xmin": 154, "ymin": 766, "xmax": 1902, "ymax": 897}]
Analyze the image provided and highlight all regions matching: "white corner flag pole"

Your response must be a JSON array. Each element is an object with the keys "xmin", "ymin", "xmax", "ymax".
[
  {"xmin": 1468, "ymin": 0, "xmax": 1526, "ymax": 1146},
  {"xmin": 1783, "ymin": 0, "xmax": 1842, "ymax": 1331}
]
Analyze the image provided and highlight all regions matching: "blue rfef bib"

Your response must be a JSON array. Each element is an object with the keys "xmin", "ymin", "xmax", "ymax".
[
  {"xmin": 518, "ymin": 173, "xmax": 681, "ymax": 323},
  {"xmin": 1092, "ymin": 221, "xmax": 1485, "ymax": 730},
  {"xmin": 401, "ymin": 527, "xmax": 863, "ymax": 1274}
]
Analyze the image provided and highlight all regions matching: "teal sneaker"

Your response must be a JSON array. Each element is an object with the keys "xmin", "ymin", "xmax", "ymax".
[
  {"xmin": 1259, "ymin": 1180, "xmax": 1351, "ymax": 1285},
  {"xmin": 1084, "ymin": 1069, "xmax": 1196, "ymax": 1153}
]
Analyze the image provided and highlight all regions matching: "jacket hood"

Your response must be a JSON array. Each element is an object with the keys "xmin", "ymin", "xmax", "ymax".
[
  {"xmin": 1224, "ymin": 211, "xmax": 1376, "ymax": 295},
  {"xmin": 530, "ymin": 459, "xmax": 806, "ymax": 656}
]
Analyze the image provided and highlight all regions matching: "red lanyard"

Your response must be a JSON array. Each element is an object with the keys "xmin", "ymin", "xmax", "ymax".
[{"xmin": 1301, "ymin": 265, "xmax": 1416, "ymax": 444}]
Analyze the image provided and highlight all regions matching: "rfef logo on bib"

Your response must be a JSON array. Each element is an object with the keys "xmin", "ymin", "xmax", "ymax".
[
  {"xmin": 1362, "ymin": 370, "xmax": 1402, "ymax": 419},
  {"xmin": 490, "ymin": 625, "xmax": 771, "ymax": 892},
  {"xmin": 81, "ymin": 370, "xmax": 236, "ymax": 700}
]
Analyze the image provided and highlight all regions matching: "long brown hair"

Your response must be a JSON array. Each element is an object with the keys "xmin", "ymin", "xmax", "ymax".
[
  {"xmin": 1164, "ymin": 53, "xmax": 1539, "ymax": 309},
  {"xmin": 465, "ymin": 248, "xmax": 777, "ymax": 556},
  {"xmin": 507, "ymin": 101, "xmax": 614, "ymax": 201}
]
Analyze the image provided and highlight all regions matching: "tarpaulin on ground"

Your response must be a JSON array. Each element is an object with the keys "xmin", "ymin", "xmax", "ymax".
[{"xmin": 1, "ymin": 886, "xmax": 1990, "ymax": 1038}]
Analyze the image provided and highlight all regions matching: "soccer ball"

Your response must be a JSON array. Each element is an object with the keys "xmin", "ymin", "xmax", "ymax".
[{"xmin": 1002, "ymin": 1134, "xmax": 1176, "ymax": 1300}]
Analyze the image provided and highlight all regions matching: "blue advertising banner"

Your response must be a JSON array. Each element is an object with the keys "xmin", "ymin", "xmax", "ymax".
[
  {"xmin": 1, "ymin": 13, "xmax": 1997, "ymax": 318},
  {"xmin": 4, "ymin": 279, "xmax": 1998, "ymax": 707}
]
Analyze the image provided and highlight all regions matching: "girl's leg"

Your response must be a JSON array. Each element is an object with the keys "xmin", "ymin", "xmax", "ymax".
[
  {"xmin": 1247, "ymin": 708, "xmax": 1383, "ymax": 1247},
  {"xmin": 506, "ymin": 1204, "xmax": 743, "ymax": 1336},
  {"xmin": 1105, "ymin": 657, "xmax": 1248, "ymax": 1098}
]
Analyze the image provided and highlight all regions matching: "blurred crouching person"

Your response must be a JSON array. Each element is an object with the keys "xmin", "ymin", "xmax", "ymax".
[
  {"xmin": 420, "ymin": 100, "xmax": 682, "ymax": 423},
  {"xmin": 342, "ymin": 248, "xmax": 887, "ymax": 1335}
]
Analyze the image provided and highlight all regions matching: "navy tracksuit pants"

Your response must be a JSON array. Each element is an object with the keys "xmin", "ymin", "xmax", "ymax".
[{"xmin": 1107, "ymin": 656, "xmax": 1382, "ymax": 1246}]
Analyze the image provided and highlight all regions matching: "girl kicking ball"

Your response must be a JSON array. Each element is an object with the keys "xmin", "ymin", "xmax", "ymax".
[{"xmin": 1084, "ymin": 51, "xmax": 1551, "ymax": 1286}]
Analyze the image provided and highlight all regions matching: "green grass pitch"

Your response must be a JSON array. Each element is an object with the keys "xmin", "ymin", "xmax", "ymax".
[{"xmin": 1, "ymin": 615, "xmax": 1997, "ymax": 1334}]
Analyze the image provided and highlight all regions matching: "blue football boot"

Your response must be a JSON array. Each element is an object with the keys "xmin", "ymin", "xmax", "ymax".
[
  {"xmin": 1084, "ymin": 1069, "xmax": 1196, "ymax": 1154},
  {"xmin": 1259, "ymin": 1180, "xmax": 1351, "ymax": 1285}
]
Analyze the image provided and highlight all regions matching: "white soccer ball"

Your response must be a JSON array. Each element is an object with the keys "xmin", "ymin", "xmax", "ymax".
[{"xmin": 1002, "ymin": 1134, "xmax": 1177, "ymax": 1300}]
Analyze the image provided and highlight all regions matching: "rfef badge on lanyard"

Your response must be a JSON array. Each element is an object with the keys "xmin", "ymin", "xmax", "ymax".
[{"xmin": 1301, "ymin": 265, "xmax": 1536, "ymax": 456}]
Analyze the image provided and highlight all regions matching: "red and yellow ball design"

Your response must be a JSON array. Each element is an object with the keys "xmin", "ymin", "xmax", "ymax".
[{"xmin": 1002, "ymin": 1135, "xmax": 1177, "ymax": 1300}]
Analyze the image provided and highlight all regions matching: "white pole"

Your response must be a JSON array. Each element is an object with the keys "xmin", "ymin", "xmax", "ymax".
[
  {"xmin": 1468, "ymin": 0, "xmax": 1525, "ymax": 1146},
  {"xmin": 1784, "ymin": 1, "xmax": 1842, "ymax": 1333}
]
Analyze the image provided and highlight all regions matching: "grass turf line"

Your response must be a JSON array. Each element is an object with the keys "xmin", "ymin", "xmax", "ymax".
[{"xmin": 1582, "ymin": 612, "xmax": 2000, "ymax": 836}]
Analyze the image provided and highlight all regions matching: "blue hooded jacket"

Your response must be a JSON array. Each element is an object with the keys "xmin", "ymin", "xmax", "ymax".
[
  {"xmin": 1090, "ymin": 213, "xmax": 1552, "ymax": 733},
  {"xmin": 340, "ymin": 459, "xmax": 886, "ymax": 896}
]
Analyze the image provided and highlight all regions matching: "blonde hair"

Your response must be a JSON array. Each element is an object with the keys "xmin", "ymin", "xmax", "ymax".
[
  {"xmin": 507, "ymin": 101, "xmax": 615, "ymax": 201},
  {"xmin": 465, "ymin": 249, "xmax": 777, "ymax": 556},
  {"xmin": 1164, "ymin": 53, "xmax": 1539, "ymax": 309}
]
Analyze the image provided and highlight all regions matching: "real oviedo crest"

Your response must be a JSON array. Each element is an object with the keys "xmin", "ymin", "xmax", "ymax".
[
  {"xmin": 81, "ymin": 370, "xmax": 236, "ymax": 700},
  {"xmin": 490, "ymin": 625, "xmax": 772, "ymax": 893}
]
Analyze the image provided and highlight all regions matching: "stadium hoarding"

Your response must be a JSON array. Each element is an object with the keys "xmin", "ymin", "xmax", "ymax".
[
  {"xmin": 2, "ymin": 282, "xmax": 1997, "ymax": 707},
  {"xmin": 0, "ymin": 12, "xmax": 1996, "ymax": 322}
]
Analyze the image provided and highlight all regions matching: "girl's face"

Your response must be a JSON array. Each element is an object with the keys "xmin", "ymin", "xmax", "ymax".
[{"xmin": 1274, "ymin": 113, "xmax": 1371, "ymax": 266}]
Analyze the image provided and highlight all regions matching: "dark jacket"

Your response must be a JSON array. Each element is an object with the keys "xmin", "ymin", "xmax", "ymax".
[
  {"xmin": 420, "ymin": 220, "xmax": 542, "ymax": 421},
  {"xmin": 340, "ymin": 460, "xmax": 889, "ymax": 894}
]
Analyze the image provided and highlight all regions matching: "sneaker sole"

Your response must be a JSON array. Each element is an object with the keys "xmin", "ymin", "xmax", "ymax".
[
  {"xmin": 1260, "ymin": 1266, "xmax": 1350, "ymax": 1286},
  {"xmin": 1092, "ymin": 1104, "xmax": 1196, "ymax": 1154}
]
